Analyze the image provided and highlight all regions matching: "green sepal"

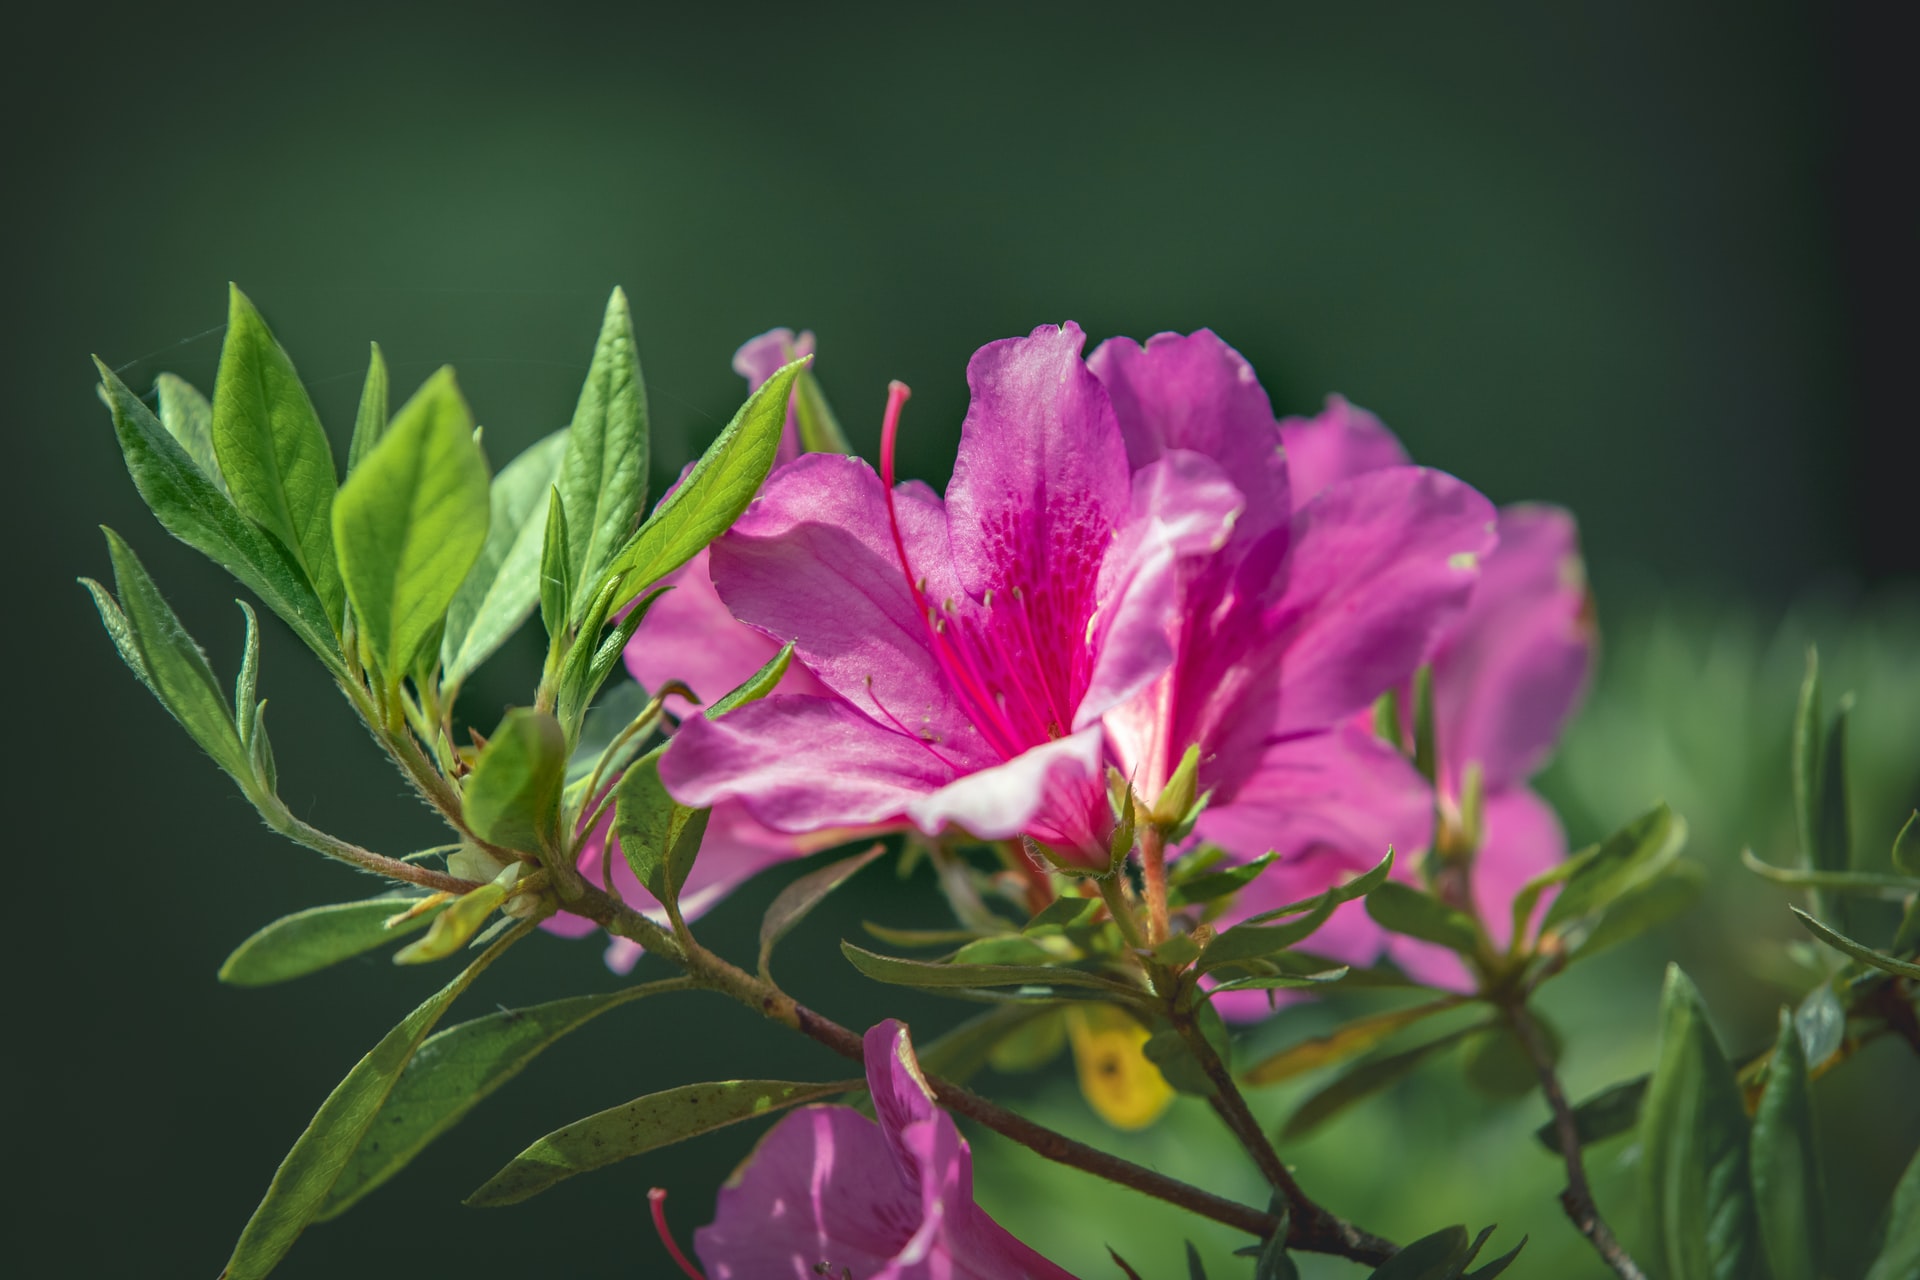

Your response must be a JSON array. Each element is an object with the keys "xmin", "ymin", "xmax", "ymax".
[
  {"xmin": 556, "ymin": 287, "xmax": 649, "ymax": 625},
  {"xmin": 794, "ymin": 365, "xmax": 851, "ymax": 453},
  {"xmin": 331, "ymin": 367, "xmax": 491, "ymax": 686},
  {"xmin": 463, "ymin": 708, "xmax": 566, "ymax": 856},
  {"xmin": 154, "ymin": 372, "xmax": 225, "ymax": 495},
  {"xmin": 218, "ymin": 896, "xmax": 445, "ymax": 986},
  {"xmin": 219, "ymin": 921, "xmax": 524, "ymax": 1280},
  {"xmin": 1638, "ymin": 964, "xmax": 1765, "ymax": 1280},
  {"xmin": 1751, "ymin": 1009, "xmax": 1824, "ymax": 1280},
  {"xmin": 212, "ymin": 284, "xmax": 344, "ymax": 626},
  {"xmin": 465, "ymin": 1077, "xmax": 853, "ymax": 1207},
  {"xmin": 95, "ymin": 359, "xmax": 343, "ymax": 673},
  {"xmin": 346, "ymin": 342, "xmax": 389, "ymax": 476}
]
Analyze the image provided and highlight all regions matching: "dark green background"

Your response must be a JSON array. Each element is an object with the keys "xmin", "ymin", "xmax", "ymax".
[{"xmin": 6, "ymin": 1, "xmax": 1912, "ymax": 1276}]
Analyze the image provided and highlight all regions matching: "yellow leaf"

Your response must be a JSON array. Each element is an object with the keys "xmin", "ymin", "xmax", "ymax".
[{"xmin": 1067, "ymin": 1005, "xmax": 1174, "ymax": 1131}]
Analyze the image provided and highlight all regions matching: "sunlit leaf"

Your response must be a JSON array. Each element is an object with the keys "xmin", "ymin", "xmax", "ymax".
[
  {"xmin": 556, "ymin": 287, "xmax": 649, "ymax": 623},
  {"xmin": 218, "ymin": 896, "xmax": 443, "ymax": 987},
  {"xmin": 462, "ymin": 709, "xmax": 566, "ymax": 856},
  {"xmin": 346, "ymin": 342, "xmax": 388, "ymax": 476},
  {"xmin": 442, "ymin": 429, "xmax": 567, "ymax": 689},
  {"xmin": 154, "ymin": 372, "xmax": 224, "ymax": 494}
]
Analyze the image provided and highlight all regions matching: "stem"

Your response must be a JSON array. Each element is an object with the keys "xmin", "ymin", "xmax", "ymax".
[
  {"xmin": 1506, "ymin": 999, "xmax": 1646, "ymax": 1280},
  {"xmin": 274, "ymin": 810, "xmax": 480, "ymax": 895},
  {"xmin": 1097, "ymin": 875, "xmax": 1151, "ymax": 954},
  {"xmin": 1139, "ymin": 825, "xmax": 1170, "ymax": 945},
  {"xmin": 555, "ymin": 878, "xmax": 1352, "ymax": 1252}
]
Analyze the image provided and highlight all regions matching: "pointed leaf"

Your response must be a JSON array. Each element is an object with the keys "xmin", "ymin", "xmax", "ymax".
[
  {"xmin": 1281, "ymin": 1025, "xmax": 1480, "ymax": 1140},
  {"xmin": 318, "ymin": 985, "xmax": 671, "ymax": 1218},
  {"xmin": 612, "ymin": 754, "xmax": 707, "ymax": 904},
  {"xmin": 212, "ymin": 285, "xmax": 342, "ymax": 622},
  {"xmin": 463, "ymin": 709, "xmax": 566, "ymax": 855},
  {"xmin": 557, "ymin": 287, "xmax": 648, "ymax": 619},
  {"xmin": 1740, "ymin": 849, "xmax": 1914, "ymax": 898},
  {"xmin": 1243, "ymin": 997, "xmax": 1465, "ymax": 1086},
  {"xmin": 794, "ymin": 366, "xmax": 851, "ymax": 453},
  {"xmin": 1568, "ymin": 862, "xmax": 1707, "ymax": 960},
  {"xmin": 1541, "ymin": 804, "xmax": 1684, "ymax": 933},
  {"xmin": 916, "ymin": 1005, "xmax": 1061, "ymax": 1086},
  {"xmin": 332, "ymin": 367, "xmax": 490, "ymax": 682},
  {"xmin": 758, "ymin": 844, "xmax": 887, "ymax": 977},
  {"xmin": 96, "ymin": 360, "xmax": 342, "ymax": 672},
  {"xmin": 539, "ymin": 486, "xmax": 571, "ymax": 642},
  {"xmin": 1791, "ymin": 907, "xmax": 1920, "ymax": 979},
  {"xmin": 219, "ymin": 896, "xmax": 445, "ymax": 986},
  {"xmin": 1366, "ymin": 1225, "xmax": 1469, "ymax": 1280},
  {"xmin": 346, "ymin": 342, "xmax": 389, "ymax": 476},
  {"xmin": 442, "ymin": 429, "xmax": 567, "ymax": 688},
  {"xmin": 220, "ymin": 922, "xmax": 523, "ymax": 1279},
  {"xmin": 1534, "ymin": 1076, "xmax": 1648, "ymax": 1155},
  {"xmin": 1893, "ymin": 811, "xmax": 1919, "ymax": 878},
  {"xmin": 392, "ymin": 876, "xmax": 512, "ymax": 965},
  {"xmin": 1863, "ymin": 1145, "xmax": 1920, "ymax": 1280},
  {"xmin": 466, "ymin": 1077, "xmax": 851, "ymax": 1206},
  {"xmin": 1752, "ymin": 1010, "xmax": 1823, "ymax": 1280},
  {"xmin": 1639, "ymin": 964, "xmax": 1765, "ymax": 1280},
  {"xmin": 154, "ymin": 372, "xmax": 225, "ymax": 494},
  {"xmin": 840, "ymin": 942, "xmax": 1136, "ymax": 996},
  {"xmin": 1365, "ymin": 882, "xmax": 1482, "ymax": 956},
  {"xmin": 602, "ymin": 357, "xmax": 806, "ymax": 609}
]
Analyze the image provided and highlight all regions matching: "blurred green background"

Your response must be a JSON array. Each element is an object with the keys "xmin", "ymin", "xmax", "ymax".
[{"xmin": 6, "ymin": 1, "xmax": 1915, "ymax": 1275}]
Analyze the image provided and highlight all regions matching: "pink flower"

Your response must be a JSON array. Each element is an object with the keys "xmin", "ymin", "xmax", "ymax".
[
  {"xmin": 663, "ymin": 323, "xmax": 1242, "ymax": 867},
  {"xmin": 694, "ymin": 1020, "xmax": 1081, "ymax": 1280}
]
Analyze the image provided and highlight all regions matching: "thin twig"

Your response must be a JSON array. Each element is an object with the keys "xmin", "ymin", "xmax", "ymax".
[
  {"xmin": 1508, "ymin": 1000, "xmax": 1646, "ymax": 1280},
  {"xmin": 275, "ymin": 811, "xmax": 480, "ymax": 895}
]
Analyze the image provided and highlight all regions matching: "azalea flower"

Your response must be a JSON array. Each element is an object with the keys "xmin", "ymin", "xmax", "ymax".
[
  {"xmin": 542, "ymin": 329, "xmax": 832, "ymax": 971},
  {"xmin": 693, "ymin": 1019, "xmax": 1082, "ymax": 1280},
  {"xmin": 663, "ymin": 323, "xmax": 1241, "ymax": 866}
]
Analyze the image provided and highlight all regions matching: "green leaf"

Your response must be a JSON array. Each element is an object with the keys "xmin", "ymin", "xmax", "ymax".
[
  {"xmin": 392, "ymin": 875, "xmax": 513, "ymax": 965},
  {"xmin": 1751, "ymin": 1009, "xmax": 1823, "ymax": 1280},
  {"xmin": 1203, "ymin": 853, "xmax": 1396, "ymax": 970},
  {"xmin": 1171, "ymin": 851, "xmax": 1279, "ymax": 906},
  {"xmin": 154, "ymin": 372, "xmax": 225, "ymax": 494},
  {"xmin": 1460, "ymin": 1018, "xmax": 1555, "ymax": 1099},
  {"xmin": 346, "ymin": 342, "xmax": 388, "ymax": 476},
  {"xmin": 1366, "ymin": 1225, "xmax": 1468, "ymax": 1280},
  {"xmin": 1186, "ymin": 1240, "xmax": 1208, "ymax": 1280},
  {"xmin": 952, "ymin": 935, "xmax": 1060, "ymax": 967},
  {"xmin": 463, "ymin": 709, "xmax": 566, "ymax": 855},
  {"xmin": 602, "ymin": 357, "xmax": 807, "ymax": 609},
  {"xmin": 218, "ymin": 896, "xmax": 444, "ymax": 986},
  {"xmin": 1462, "ymin": 1232, "xmax": 1526, "ymax": 1280},
  {"xmin": 556, "ymin": 288, "xmax": 649, "ymax": 622},
  {"xmin": 985, "ymin": 1009, "xmax": 1069, "ymax": 1072},
  {"xmin": 442, "ymin": 429, "xmax": 567, "ymax": 689},
  {"xmin": 1792, "ymin": 647, "xmax": 1823, "ymax": 876},
  {"xmin": 1541, "ymin": 804, "xmax": 1684, "ymax": 934},
  {"xmin": 1534, "ymin": 1076, "xmax": 1648, "ymax": 1155},
  {"xmin": 840, "ymin": 941, "xmax": 1135, "ymax": 996},
  {"xmin": 553, "ymin": 582, "xmax": 669, "ymax": 739},
  {"xmin": 1791, "ymin": 906, "xmax": 1920, "ymax": 979},
  {"xmin": 212, "ymin": 285, "xmax": 343, "ymax": 625},
  {"xmin": 466, "ymin": 1077, "xmax": 851, "ymax": 1206},
  {"xmin": 1364, "ymin": 882, "xmax": 1482, "ymax": 956},
  {"xmin": 538, "ymin": 486, "xmax": 571, "ymax": 642},
  {"xmin": 318, "ymin": 985, "xmax": 671, "ymax": 1219},
  {"xmin": 96, "ymin": 360, "xmax": 342, "ymax": 672},
  {"xmin": 758, "ymin": 844, "xmax": 887, "ymax": 978},
  {"xmin": 794, "ymin": 366, "xmax": 851, "ymax": 453},
  {"xmin": 1568, "ymin": 862, "xmax": 1707, "ymax": 961},
  {"xmin": 705, "ymin": 640, "xmax": 794, "ymax": 715},
  {"xmin": 612, "ymin": 753, "xmax": 709, "ymax": 905},
  {"xmin": 1740, "ymin": 849, "xmax": 1915, "ymax": 898},
  {"xmin": 915, "ymin": 1005, "xmax": 1061, "ymax": 1086},
  {"xmin": 220, "ymin": 921, "xmax": 523, "ymax": 1279},
  {"xmin": 1242, "ymin": 848, "xmax": 1397, "ymax": 925},
  {"xmin": 1243, "ymin": 997, "xmax": 1465, "ymax": 1086},
  {"xmin": 566, "ymin": 678, "xmax": 653, "ymax": 786},
  {"xmin": 1281, "ymin": 1025, "xmax": 1481, "ymax": 1140},
  {"xmin": 90, "ymin": 530, "xmax": 250, "ymax": 785},
  {"xmin": 1814, "ymin": 698, "xmax": 1854, "ymax": 927},
  {"xmin": 1638, "ymin": 964, "xmax": 1765, "ymax": 1280},
  {"xmin": 332, "ymin": 367, "xmax": 491, "ymax": 683},
  {"xmin": 1142, "ymin": 1028, "xmax": 1217, "ymax": 1097},
  {"xmin": 1410, "ymin": 664, "xmax": 1437, "ymax": 784},
  {"xmin": 1025, "ymin": 897, "xmax": 1099, "ymax": 931},
  {"xmin": 1202, "ymin": 967, "xmax": 1349, "ymax": 998},
  {"xmin": 1794, "ymin": 982, "xmax": 1844, "ymax": 1068},
  {"xmin": 1893, "ymin": 811, "xmax": 1920, "ymax": 878},
  {"xmin": 1863, "ymin": 1145, "xmax": 1920, "ymax": 1280}
]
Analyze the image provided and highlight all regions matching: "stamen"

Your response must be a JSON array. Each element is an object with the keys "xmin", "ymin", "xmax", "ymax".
[{"xmin": 649, "ymin": 1188, "xmax": 708, "ymax": 1280}]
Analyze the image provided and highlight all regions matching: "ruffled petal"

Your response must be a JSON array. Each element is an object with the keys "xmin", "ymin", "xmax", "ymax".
[
  {"xmin": 1088, "ymin": 328, "xmax": 1291, "ymax": 541},
  {"xmin": 1432, "ymin": 504, "xmax": 1593, "ymax": 793},
  {"xmin": 907, "ymin": 727, "xmax": 1110, "ymax": 863},
  {"xmin": 662, "ymin": 694, "xmax": 958, "ymax": 833},
  {"xmin": 710, "ymin": 454, "xmax": 990, "ymax": 764},
  {"xmin": 1278, "ymin": 395, "xmax": 1410, "ymax": 503}
]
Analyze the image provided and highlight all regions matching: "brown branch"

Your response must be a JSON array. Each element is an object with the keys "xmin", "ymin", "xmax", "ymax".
[{"xmin": 1508, "ymin": 1000, "xmax": 1646, "ymax": 1280}]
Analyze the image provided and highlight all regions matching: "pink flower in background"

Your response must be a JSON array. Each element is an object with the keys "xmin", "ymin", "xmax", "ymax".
[
  {"xmin": 542, "ymin": 330, "xmax": 830, "ymax": 971},
  {"xmin": 695, "ymin": 1020, "xmax": 1082, "ymax": 1280},
  {"xmin": 664, "ymin": 323, "xmax": 1241, "ymax": 867}
]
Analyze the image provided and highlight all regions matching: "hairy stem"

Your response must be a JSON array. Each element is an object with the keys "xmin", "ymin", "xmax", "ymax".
[
  {"xmin": 274, "ymin": 810, "xmax": 480, "ymax": 895},
  {"xmin": 1507, "ymin": 999, "xmax": 1646, "ymax": 1280},
  {"xmin": 1138, "ymin": 824, "xmax": 1171, "ymax": 945}
]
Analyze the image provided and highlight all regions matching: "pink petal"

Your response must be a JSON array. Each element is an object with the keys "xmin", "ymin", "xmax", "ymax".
[
  {"xmin": 1431, "ymin": 504, "xmax": 1593, "ymax": 793},
  {"xmin": 732, "ymin": 327, "xmax": 816, "ymax": 466},
  {"xmin": 1278, "ymin": 395, "xmax": 1410, "ymax": 503},
  {"xmin": 623, "ymin": 546, "xmax": 827, "ymax": 707},
  {"xmin": 662, "ymin": 694, "xmax": 958, "ymax": 833},
  {"xmin": 710, "ymin": 454, "xmax": 991, "ymax": 764},
  {"xmin": 1088, "ymin": 328, "xmax": 1292, "ymax": 542},
  {"xmin": 907, "ymin": 727, "xmax": 1110, "ymax": 863}
]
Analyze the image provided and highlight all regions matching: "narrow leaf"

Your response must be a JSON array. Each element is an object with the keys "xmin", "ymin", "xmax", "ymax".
[
  {"xmin": 1243, "ymin": 997, "xmax": 1465, "ymax": 1086},
  {"xmin": 393, "ymin": 878, "xmax": 511, "ymax": 965},
  {"xmin": 96, "ymin": 360, "xmax": 342, "ymax": 671},
  {"xmin": 1740, "ymin": 849, "xmax": 1915, "ymax": 899},
  {"xmin": 1534, "ymin": 1076, "xmax": 1648, "ymax": 1155},
  {"xmin": 220, "ymin": 922, "xmax": 523, "ymax": 1279},
  {"xmin": 1200, "ymin": 900, "xmax": 1337, "ymax": 970},
  {"xmin": 758, "ymin": 844, "xmax": 887, "ymax": 977},
  {"xmin": 1365, "ymin": 882, "xmax": 1482, "ymax": 955},
  {"xmin": 462, "ymin": 709, "xmax": 566, "ymax": 855},
  {"xmin": 346, "ymin": 342, "xmax": 389, "ymax": 476},
  {"xmin": 916, "ymin": 1005, "xmax": 1061, "ymax": 1086},
  {"xmin": 442, "ymin": 429, "xmax": 567, "ymax": 688},
  {"xmin": 840, "ymin": 942, "xmax": 1135, "ymax": 996},
  {"xmin": 1751, "ymin": 1010, "xmax": 1823, "ymax": 1280},
  {"xmin": 1366, "ymin": 1225, "xmax": 1468, "ymax": 1280},
  {"xmin": 1280, "ymin": 1026, "xmax": 1481, "ymax": 1140},
  {"xmin": 466, "ymin": 1078, "xmax": 850, "ymax": 1206},
  {"xmin": 1893, "ymin": 811, "xmax": 1919, "ymax": 878},
  {"xmin": 557, "ymin": 287, "xmax": 649, "ymax": 621},
  {"xmin": 1568, "ymin": 862, "xmax": 1707, "ymax": 960},
  {"xmin": 154, "ymin": 372, "xmax": 225, "ymax": 494},
  {"xmin": 332, "ymin": 367, "xmax": 490, "ymax": 682},
  {"xmin": 1791, "ymin": 907, "xmax": 1920, "ymax": 979},
  {"xmin": 539, "ymin": 486, "xmax": 571, "ymax": 642},
  {"xmin": 318, "ymin": 985, "xmax": 672, "ymax": 1218},
  {"xmin": 212, "ymin": 284, "xmax": 342, "ymax": 623},
  {"xmin": 1638, "ymin": 964, "xmax": 1765, "ymax": 1280},
  {"xmin": 1863, "ymin": 1145, "xmax": 1920, "ymax": 1280},
  {"xmin": 219, "ymin": 896, "xmax": 444, "ymax": 987},
  {"xmin": 1542, "ymin": 804, "xmax": 1683, "ymax": 933},
  {"xmin": 794, "ymin": 366, "xmax": 851, "ymax": 453},
  {"xmin": 602, "ymin": 358, "xmax": 807, "ymax": 609}
]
